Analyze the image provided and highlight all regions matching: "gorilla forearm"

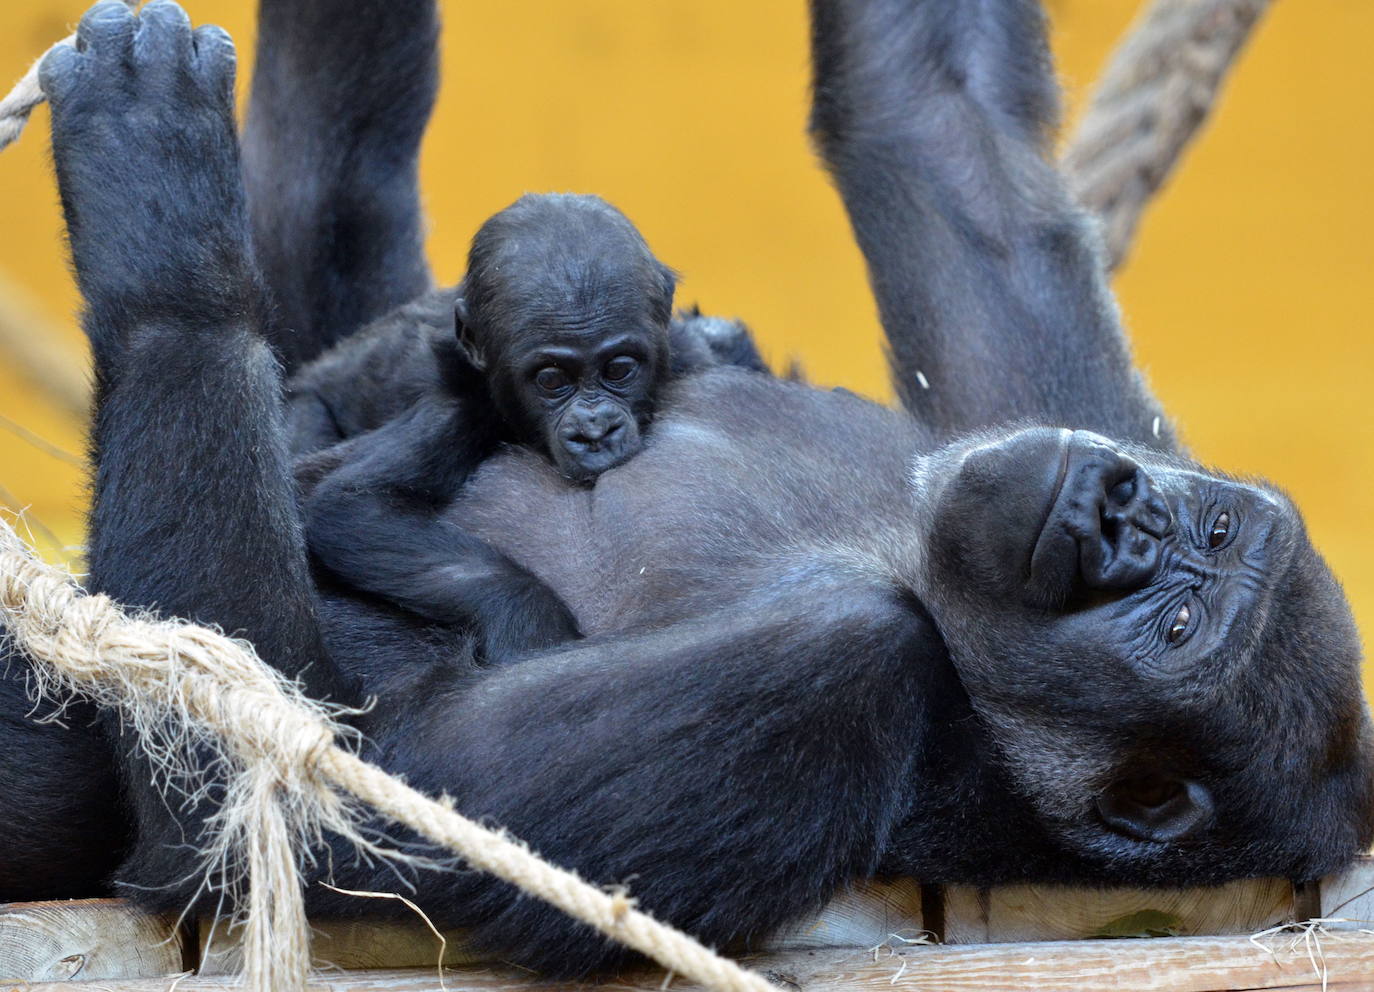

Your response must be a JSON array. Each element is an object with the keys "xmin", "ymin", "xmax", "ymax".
[
  {"xmin": 303, "ymin": 400, "xmax": 580, "ymax": 659},
  {"xmin": 810, "ymin": 0, "xmax": 1173, "ymax": 449},
  {"xmin": 309, "ymin": 582, "xmax": 938, "ymax": 975},
  {"xmin": 245, "ymin": 0, "xmax": 438, "ymax": 371}
]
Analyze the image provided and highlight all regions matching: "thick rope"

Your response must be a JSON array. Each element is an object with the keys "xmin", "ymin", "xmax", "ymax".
[
  {"xmin": 0, "ymin": 47, "xmax": 53, "ymax": 153},
  {"xmin": 0, "ymin": 2, "xmax": 142, "ymax": 153},
  {"xmin": 1062, "ymin": 0, "xmax": 1273, "ymax": 271},
  {"xmin": 0, "ymin": 516, "xmax": 773, "ymax": 992}
]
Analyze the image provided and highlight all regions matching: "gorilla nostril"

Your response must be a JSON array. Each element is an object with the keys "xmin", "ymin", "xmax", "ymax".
[
  {"xmin": 1097, "ymin": 775, "xmax": 1214, "ymax": 843},
  {"xmin": 1108, "ymin": 475, "xmax": 1137, "ymax": 506}
]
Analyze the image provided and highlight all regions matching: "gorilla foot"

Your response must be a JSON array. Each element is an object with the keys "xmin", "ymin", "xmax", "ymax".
[{"xmin": 40, "ymin": 1, "xmax": 254, "ymax": 338}]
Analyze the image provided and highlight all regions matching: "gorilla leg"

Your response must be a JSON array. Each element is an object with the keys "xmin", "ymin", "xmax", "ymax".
[
  {"xmin": 809, "ymin": 0, "xmax": 1172, "ymax": 450},
  {"xmin": 42, "ymin": 0, "xmax": 344, "ymax": 893},
  {"xmin": 0, "ymin": 629, "xmax": 127, "ymax": 900},
  {"xmin": 243, "ymin": 0, "xmax": 438, "ymax": 372}
]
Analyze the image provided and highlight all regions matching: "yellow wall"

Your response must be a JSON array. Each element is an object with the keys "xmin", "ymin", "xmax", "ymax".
[{"xmin": 1, "ymin": 2, "xmax": 1371, "ymax": 693}]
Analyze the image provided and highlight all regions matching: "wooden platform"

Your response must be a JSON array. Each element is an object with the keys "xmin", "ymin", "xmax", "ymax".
[{"xmin": 3, "ymin": 857, "xmax": 1371, "ymax": 990}]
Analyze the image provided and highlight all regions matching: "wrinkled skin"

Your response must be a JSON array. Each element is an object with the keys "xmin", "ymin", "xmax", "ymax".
[
  {"xmin": 909, "ymin": 426, "xmax": 1368, "ymax": 862},
  {"xmin": 1, "ymin": 0, "xmax": 1368, "ymax": 978}
]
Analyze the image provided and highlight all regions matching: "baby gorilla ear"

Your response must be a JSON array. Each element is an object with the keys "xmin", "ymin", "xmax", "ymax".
[
  {"xmin": 454, "ymin": 294, "xmax": 486, "ymax": 371},
  {"xmin": 654, "ymin": 262, "xmax": 679, "ymax": 326}
]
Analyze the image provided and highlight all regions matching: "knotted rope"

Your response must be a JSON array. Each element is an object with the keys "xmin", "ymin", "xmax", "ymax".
[{"xmin": 0, "ymin": 516, "xmax": 773, "ymax": 992}]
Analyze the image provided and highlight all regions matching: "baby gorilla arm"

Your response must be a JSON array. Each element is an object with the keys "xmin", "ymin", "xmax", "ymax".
[{"xmin": 304, "ymin": 399, "xmax": 580, "ymax": 661}]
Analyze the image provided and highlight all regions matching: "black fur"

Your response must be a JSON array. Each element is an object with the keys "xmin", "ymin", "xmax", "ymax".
[
  {"xmin": 298, "ymin": 194, "xmax": 767, "ymax": 658},
  {"xmin": 4, "ymin": 0, "xmax": 1368, "ymax": 980}
]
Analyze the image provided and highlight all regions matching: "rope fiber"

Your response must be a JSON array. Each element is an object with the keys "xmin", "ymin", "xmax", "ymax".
[{"xmin": 0, "ymin": 516, "xmax": 774, "ymax": 992}]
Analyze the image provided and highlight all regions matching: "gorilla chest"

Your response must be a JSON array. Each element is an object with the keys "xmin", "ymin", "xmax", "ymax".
[{"xmin": 449, "ymin": 375, "xmax": 923, "ymax": 634}]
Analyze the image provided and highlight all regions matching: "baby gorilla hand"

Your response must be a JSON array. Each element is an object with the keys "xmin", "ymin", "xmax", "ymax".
[{"xmin": 40, "ymin": 2, "xmax": 254, "ymax": 331}]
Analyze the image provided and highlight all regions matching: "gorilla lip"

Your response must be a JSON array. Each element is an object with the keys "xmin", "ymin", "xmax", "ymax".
[{"xmin": 1026, "ymin": 429, "xmax": 1075, "ymax": 582}]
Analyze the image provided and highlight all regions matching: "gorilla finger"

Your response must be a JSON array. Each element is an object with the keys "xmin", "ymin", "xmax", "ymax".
[
  {"xmin": 75, "ymin": 1, "xmax": 135, "ymax": 61},
  {"xmin": 190, "ymin": 24, "xmax": 237, "ymax": 93},
  {"xmin": 133, "ymin": 0, "xmax": 194, "ymax": 66},
  {"xmin": 37, "ymin": 43, "xmax": 83, "ymax": 106}
]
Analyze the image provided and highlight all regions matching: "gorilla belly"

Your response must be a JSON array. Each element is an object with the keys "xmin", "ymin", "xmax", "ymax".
[{"xmin": 452, "ymin": 370, "xmax": 925, "ymax": 634}]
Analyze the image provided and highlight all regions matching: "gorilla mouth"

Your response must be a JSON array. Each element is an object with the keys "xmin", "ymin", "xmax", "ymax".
[
  {"xmin": 556, "ymin": 440, "xmax": 641, "ymax": 483},
  {"xmin": 1096, "ymin": 775, "xmax": 1215, "ymax": 843}
]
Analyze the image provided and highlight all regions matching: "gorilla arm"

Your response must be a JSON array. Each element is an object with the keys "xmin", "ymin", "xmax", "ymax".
[
  {"xmin": 40, "ymin": 0, "xmax": 350, "ymax": 892},
  {"xmin": 303, "ymin": 398, "xmax": 581, "ymax": 661},
  {"xmin": 312, "ymin": 578, "xmax": 942, "ymax": 976},
  {"xmin": 809, "ymin": 0, "xmax": 1173, "ymax": 449},
  {"xmin": 244, "ymin": 0, "xmax": 438, "ymax": 372}
]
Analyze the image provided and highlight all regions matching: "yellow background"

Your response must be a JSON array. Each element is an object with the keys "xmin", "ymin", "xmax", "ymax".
[{"xmin": 1, "ymin": 2, "xmax": 1371, "ymax": 695}]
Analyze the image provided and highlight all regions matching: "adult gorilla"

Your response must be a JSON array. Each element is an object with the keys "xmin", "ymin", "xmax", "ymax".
[{"xmin": 8, "ymin": 0, "xmax": 1372, "ymax": 977}]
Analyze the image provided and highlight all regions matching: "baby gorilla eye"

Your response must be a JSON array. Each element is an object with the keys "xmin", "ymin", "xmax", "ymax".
[
  {"xmin": 1167, "ymin": 603, "xmax": 1192, "ymax": 644},
  {"xmin": 603, "ymin": 356, "xmax": 639, "ymax": 383},
  {"xmin": 535, "ymin": 367, "xmax": 571, "ymax": 393},
  {"xmin": 1208, "ymin": 511, "xmax": 1231, "ymax": 549}
]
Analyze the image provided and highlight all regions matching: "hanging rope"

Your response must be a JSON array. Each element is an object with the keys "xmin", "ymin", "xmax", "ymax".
[
  {"xmin": 0, "ymin": 516, "xmax": 773, "ymax": 992},
  {"xmin": 1062, "ymin": 0, "xmax": 1274, "ymax": 270}
]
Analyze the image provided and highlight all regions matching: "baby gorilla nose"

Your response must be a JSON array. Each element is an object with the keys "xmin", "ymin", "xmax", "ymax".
[
  {"xmin": 554, "ymin": 402, "xmax": 641, "ymax": 481},
  {"xmin": 563, "ymin": 405, "xmax": 626, "ymax": 453}
]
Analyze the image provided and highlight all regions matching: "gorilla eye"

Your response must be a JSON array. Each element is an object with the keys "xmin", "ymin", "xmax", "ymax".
[
  {"xmin": 604, "ymin": 356, "xmax": 639, "ymax": 383},
  {"xmin": 1207, "ymin": 511, "xmax": 1231, "ymax": 549},
  {"xmin": 535, "ymin": 367, "xmax": 571, "ymax": 393},
  {"xmin": 1166, "ymin": 603, "xmax": 1192, "ymax": 644}
]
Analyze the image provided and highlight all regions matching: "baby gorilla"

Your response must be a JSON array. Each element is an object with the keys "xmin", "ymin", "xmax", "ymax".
[
  {"xmin": 459, "ymin": 194, "xmax": 674, "ymax": 481},
  {"xmin": 303, "ymin": 193, "xmax": 764, "ymax": 662}
]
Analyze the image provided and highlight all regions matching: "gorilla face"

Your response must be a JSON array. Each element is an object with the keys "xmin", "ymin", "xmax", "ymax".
[{"xmin": 909, "ymin": 427, "xmax": 1374, "ymax": 884}]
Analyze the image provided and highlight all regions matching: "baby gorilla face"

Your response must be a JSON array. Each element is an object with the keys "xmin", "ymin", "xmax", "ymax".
[
  {"xmin": 514, "ymin": 327, "xmax": 661, "ymax": 482},
  {"xmin": 457, "ymin": 192, "xmax": 676, "ymax": 483},
  {"xmin": 907, "ymin": 426, "xmax": 1374, "ymax": 885}
]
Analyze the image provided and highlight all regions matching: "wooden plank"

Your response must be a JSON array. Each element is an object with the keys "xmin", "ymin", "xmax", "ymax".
[
  {"xmin": 0, "ymin": 898, "xmax": 185, "ymax": 982},
  {"xmin": 942, "ymin": 875, "xmax": 1294, "ymax": 943},
  {"xmin": 10, "ymin": 858, "xmax": 1372, "ymax": 984},
  {"xmin": 199, "ymin": 916, "xmax": 481, "ymax": 974},
  {"xmin": 199, "ymin": 878, "xmax": 925, "ymax": 974},
  {"xmin": 1322, "ymin": 856, "xmax": 1374, "ymax": 929},
  {"xmin": 12, "ymin": 932, "xmax": 1374, "ymax": 991},
  {"xmin": 760, "ymin": 877, "xmax": 925, "ymax": 950}
]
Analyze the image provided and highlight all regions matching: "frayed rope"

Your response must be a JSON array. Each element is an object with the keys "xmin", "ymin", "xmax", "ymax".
[{"xmin": 0, "ymin": 516, "xmax": 773, "ymax": 992}]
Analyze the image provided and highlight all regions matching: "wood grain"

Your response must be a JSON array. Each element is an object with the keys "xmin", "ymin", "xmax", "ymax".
[
  {"xmin": 11, "ymin": 933, "xmax": 1374, "ymax": 992},
  {"xmin": 0, "ymin": 898, "xmax": 184, "ymax": 982},
  {"xmin": 943, "ymin": 875, "xmax": 1293, "ymax": 943},
  {"xmin": 1322, "ymin": 857, "xmax": 1374, "ymax": 929}
]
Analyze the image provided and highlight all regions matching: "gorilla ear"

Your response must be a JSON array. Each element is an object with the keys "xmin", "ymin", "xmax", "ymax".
[
  {"xmin": 655, "ymin": 262, "xmax": 679, "ymax": 325},
  {"xmin": 454, "ymin": 295, "xmax": 486, "ymax": 371}
]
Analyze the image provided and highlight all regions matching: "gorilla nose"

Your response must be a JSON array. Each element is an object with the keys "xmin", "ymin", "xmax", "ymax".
[
  {"xmin": 563, "ymin": 407, "xmax": 625, "ymax": 453},
  {"xmin": 1097, "ymin": 775, "xmax": 1214, "ymax": 843},
  {"xmin": 1065, "ymin": 438, "xmax": 1172, "ymax": 591}
]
